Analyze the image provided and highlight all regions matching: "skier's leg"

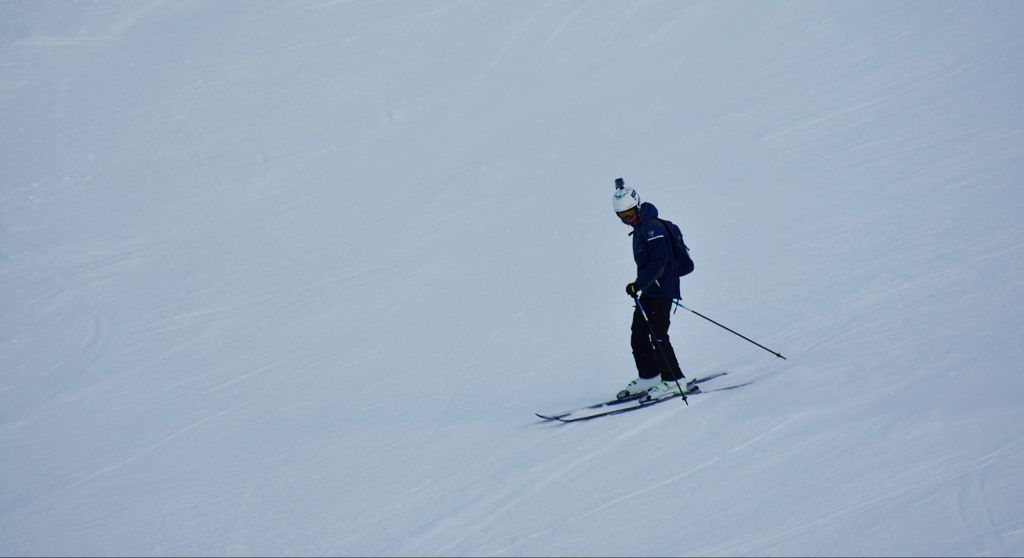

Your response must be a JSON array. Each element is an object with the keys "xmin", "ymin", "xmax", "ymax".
[
  {"xmin": 645, "ymin": 298, "xmax": 684, "ymax": 381},
  {"xmin": 631, "ymin": 305, "xmax": 660, "ymax": 379}
]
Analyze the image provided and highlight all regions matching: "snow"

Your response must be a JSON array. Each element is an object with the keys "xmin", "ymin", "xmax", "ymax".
[{"xmin": 2, "ymin": 1, "xmax": 1024, "ymax": 555}]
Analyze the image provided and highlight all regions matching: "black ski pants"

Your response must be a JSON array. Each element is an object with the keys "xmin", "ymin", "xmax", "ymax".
[{"xmin": 631, "ymin": 296, "xmax": 684, "ymax": 381}]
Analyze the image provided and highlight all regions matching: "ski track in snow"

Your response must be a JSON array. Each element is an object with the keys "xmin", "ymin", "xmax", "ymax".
[
  {"xmin": 702, "ymin": 439, "xmax": 1024, "ymax": 555},
  {"xmin": 487, "ymin": 455, "xmax": 725, "ymax": 557},
  {"xmin": 41, "ymin": 400, "xmax": 253, "ymax": 502},
  {"xmin": 726, "ymin": 411, "xmax": 803, "ymax": 454},
  {"xmin": 15, "ymin": 36, "xmax": 119, "ymax": 47},
  {"xmin": 402, "ymin": 407, "xmax": 682, "ymax": 555},
  {"xmin": 0, "ymin": 226, "xmax": 113, "ymax": 420},
  {"xmin": 939, "ymin": 517, "xmax": 1024, "ymax": 554},
  {"xmin": 483, "ymin": 409, "xmax": 803, "ymax": 556},
  {"xmin": 758, "ymin": 65, "xmax": 970, "ymax": 143}
]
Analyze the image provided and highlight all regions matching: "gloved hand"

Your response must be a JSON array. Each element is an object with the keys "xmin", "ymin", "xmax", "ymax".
[{"xmin": 625, "ymin": 282, "xmax": 639, "ymax": 298}]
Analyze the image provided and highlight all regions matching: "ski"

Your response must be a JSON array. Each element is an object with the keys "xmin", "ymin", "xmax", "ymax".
[
  {"xmin": 535, "ymin": 372, "xmax": 727, "ymax": 421},
  {"xmin": 552, "ymin": 387, "xmax": 698, "ymax": 422},
  {"xmin": 534, "ymin": 391, "xmax": 646, "ymax": 421},
  {"xmin": 550, "ymin": 380, "xmax": 751, "ymax": 423}
]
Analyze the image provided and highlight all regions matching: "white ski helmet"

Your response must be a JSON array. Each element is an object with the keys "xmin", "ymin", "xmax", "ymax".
[{"xmin": 612, "ymin": 181, "xmax": 640, "ymax": 213}]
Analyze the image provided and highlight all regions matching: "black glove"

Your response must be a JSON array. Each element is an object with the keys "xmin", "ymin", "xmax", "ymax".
[{"xmin": 625, "ymin": 282, "xmax": 639, "ymax": 298}]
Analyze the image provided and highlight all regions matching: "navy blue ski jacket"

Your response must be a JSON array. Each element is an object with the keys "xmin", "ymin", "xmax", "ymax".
[{"xmin": 631, "ymin": 202, "xmax": 680, "ymax": 300}]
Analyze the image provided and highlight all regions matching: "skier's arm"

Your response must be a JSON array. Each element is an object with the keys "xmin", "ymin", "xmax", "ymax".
[{"xmin": 635, "ymin": 222, "xmax": 672, "ymax": 291}]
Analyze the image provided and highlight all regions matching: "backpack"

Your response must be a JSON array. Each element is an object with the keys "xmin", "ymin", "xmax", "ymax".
[{"xmin": 657, "ymin": 218, "xmax": 694, "ymax": 277}]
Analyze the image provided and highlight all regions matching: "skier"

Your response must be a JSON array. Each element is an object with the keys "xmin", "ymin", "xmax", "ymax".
[{"xmin": 612, "ymin": 179, "xmax": 687, "ymax": 400}]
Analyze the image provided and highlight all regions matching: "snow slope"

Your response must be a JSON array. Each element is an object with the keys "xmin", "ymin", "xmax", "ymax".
[{"xmin": 2, "ymin": 1, "xmax": 1024, "ymax": 555}]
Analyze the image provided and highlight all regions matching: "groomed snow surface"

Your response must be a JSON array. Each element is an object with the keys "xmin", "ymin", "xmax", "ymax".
[{"xmin": 2, "ymin": 1, "xmax": 1024, "ymax": 556}]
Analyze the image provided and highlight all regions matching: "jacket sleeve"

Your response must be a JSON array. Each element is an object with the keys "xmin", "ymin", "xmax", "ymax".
[{"xmin": 635, "ymin": 221, "xmax": 672, "ymax": 291}]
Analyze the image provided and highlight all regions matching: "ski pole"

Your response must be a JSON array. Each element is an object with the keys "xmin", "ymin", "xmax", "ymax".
[
  {"xmin": 672, "ymin": 300, "xmax": 787, "ymax": 360},
  {"xmin": 633, "ymin": 294, "xmax": 688, "ymax": 405}
]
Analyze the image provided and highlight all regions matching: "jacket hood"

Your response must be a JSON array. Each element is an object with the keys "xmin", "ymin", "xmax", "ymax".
[{"xmin": 635, "ymin": 202, "xmax": 659, "ymax": 225}]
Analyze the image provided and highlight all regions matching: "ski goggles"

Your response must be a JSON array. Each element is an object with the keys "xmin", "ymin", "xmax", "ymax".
[{"xmin": 616, "ymin": 206, "xmax": 639, "ymax": 222}]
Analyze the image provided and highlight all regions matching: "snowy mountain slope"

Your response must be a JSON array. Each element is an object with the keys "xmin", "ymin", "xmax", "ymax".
[{"xmin": 2, "ymin": 1, "xmax": 1024, "ymax": 555}]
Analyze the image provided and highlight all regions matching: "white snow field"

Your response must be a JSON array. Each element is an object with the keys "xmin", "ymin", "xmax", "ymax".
[{"xmin": 3, "ymin": 1, "xmax": 1024, "ymax": 556}]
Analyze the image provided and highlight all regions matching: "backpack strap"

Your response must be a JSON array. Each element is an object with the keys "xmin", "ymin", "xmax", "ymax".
[{"xmin": 655, "ymin": 218, "xmax": 677, "ymax": 259}]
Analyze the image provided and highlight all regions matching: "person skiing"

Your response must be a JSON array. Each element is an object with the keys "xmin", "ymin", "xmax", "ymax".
[{"xmin": 612, "ymin": 178, "xmax": 687, "ymax": 400}]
